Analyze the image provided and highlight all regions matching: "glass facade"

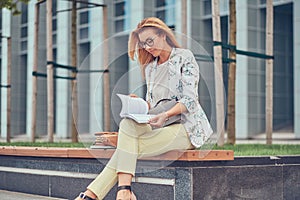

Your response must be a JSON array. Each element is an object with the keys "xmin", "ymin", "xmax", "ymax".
[
  {"xmin": 114, "ymin": 0, "xmax": 130, "ymax": 33},
  {"xmin": 0, "ymin": 0, "xmax": 297, "ymax": 138},
  {"xmin": 155, "ymin": 0, "xmax": 176, "ymax": 28}
]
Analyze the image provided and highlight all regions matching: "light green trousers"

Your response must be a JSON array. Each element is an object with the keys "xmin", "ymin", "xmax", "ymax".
[{"xmin": 87, "ymin": 119, "xmax": 193, "ymax": 200}]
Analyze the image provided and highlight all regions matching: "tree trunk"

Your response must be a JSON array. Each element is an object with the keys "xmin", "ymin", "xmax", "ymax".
[
  {"xmin": 266, "ymin": 0, "xmax": 274, "ymax": 144},
  {"xmin": 46, "ymin": 0, "xmax": 54, "ymax": 142},
  {"xmin": 102, "ymin": 6, "xmax": 110, "ymax": 132},
  {"xmin": 227, "ymin": 0, "xmax": 236, "ymax": 145},
  {"xmin": 181, "ymin": 0, "xmax": 187, "ymax": 48},
  {"xmin": 211, "ymin": 0, "xmax": 225, "ymax": 146},
  {"xmin": 6, "ymin": 37, "xmax": 12, "ymax": 143},
  {"xmin": 31, "ymin": 2, "xmax": 40, "ymax": 142},
  {"xmin": 71, "ymin": 0, "xmax": 78, "ymax": 142}
]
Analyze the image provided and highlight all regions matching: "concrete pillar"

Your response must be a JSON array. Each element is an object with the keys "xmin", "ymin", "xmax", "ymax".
[
  {"xmin": 55, "ymin": 0, "xmax": 70, "ymax": 138},
  {"xmin": 235, "ymin": 1, "xmax": 249, "ymax": 138},
  {"xmin": 128, "ymin": 0, "xmax": 144, "ymax": 97},
  {"xmin": 0, "ymin": 9, "xmax": 11, "ymax": 138},
  {"xmin": 89, "ymin": 0, "xmax": 104, "ymax": 133},
  {"xmin": 26, "ymin": 0, "xmax": 36, "ymax": 137},
  {"xmin": 294, "ymin": 0, "xmax": 300, "ymax": 138}
]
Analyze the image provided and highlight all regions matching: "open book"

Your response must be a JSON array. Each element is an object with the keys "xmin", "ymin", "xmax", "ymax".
[{"xmin": 117, "ymin": 94, "xmax": 154, "ymax": 123}]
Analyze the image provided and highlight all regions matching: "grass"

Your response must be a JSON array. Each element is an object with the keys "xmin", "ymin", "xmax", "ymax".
[
  {"xmin": 0, "ymin": 142, "xmax": 88, "ymax": 148},
  {"xmin": 0, "ymin": 142, "xmax": 300, "ymax": 156},
  {"xmin": 213, "ymin": 144, "xmax": 300, "ymax": 156}
]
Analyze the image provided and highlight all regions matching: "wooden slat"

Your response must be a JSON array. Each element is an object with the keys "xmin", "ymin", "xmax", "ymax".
[
  {"xmin": 0, "ymin": 146, "xmax": 233, "ymax": 161},
  {"xmin": 0, "ymin": 146, "xmax": 68, "ymax": 157}
]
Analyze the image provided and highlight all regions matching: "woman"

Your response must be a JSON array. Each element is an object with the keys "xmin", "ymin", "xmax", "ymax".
[{"xmin": 75, "ymin": 17, "xmax": 212, "ymax": 200}]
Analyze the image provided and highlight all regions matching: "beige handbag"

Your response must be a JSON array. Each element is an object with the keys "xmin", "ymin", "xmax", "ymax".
[{"xmin": 148, "ymin": 98, "xmax": 184, "ymax": 126}]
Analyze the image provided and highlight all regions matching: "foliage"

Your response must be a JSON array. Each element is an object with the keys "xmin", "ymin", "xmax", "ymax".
[
  {"xmin": 213, "ymin": 144, "xmax": 300, "ymax": 156},
  {"xmin": 0, "ymin": 0, "xmax": 30, "ymax": 15}
]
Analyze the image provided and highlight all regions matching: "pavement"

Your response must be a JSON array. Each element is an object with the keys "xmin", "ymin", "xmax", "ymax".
[{"xmin": 0, "ymin": 190, "xmax": 67, "ymax": 200}]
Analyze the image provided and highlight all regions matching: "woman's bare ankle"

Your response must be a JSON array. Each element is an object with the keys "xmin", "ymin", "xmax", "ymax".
[
  {"xmin": 116, "ymin": 189, "xmax": 131, "ymax": 200},
  {"xmin": 85, "ymin": 189, "xmax": 97, "ymax": 199}
]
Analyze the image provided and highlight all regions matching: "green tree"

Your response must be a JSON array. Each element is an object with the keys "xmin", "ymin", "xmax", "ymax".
[{"xmin": 0, "ymin": 0, "xmax": 30, "ymax": 15}]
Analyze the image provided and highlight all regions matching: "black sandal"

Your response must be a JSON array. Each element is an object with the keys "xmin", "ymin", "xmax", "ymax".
[
  {"xmin": 117, "ymin": 185, "xmax": 137, "ymax": 200},
  {"xmin": 77, "ymin": 192, "xmax": 96, "ymax": 200},
  {"xmin": 117, "ymin": 185, "xmax": 132, "ymax": 192}
]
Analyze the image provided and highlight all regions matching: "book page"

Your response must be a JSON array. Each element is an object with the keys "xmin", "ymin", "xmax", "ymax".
[
  {"xmin": 126, "ymin": 114, "xmax": 155, "ymax": 124},
  {"xmin": 117, "ymin": 94, "xmax": 149, "ymax": 117}
]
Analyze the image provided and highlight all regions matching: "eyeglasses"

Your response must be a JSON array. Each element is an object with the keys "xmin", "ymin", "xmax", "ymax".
[{"xmin": 138, "ymin": 35, "xmax": 158, "ymax": 49}]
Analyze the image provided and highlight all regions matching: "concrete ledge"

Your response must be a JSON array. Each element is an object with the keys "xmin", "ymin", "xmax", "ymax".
[
  {"xmin": 0, "ymin": 146, "xmax": 234, "ymax": 161},
  {"xmin": 0, "ymin": 154, "xmax": 299, "ymax": 199}
]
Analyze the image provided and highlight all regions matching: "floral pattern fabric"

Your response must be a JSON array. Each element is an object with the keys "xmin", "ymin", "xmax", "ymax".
[{"xmin": 145, "ymin": 48, "xmax": 213, "ymax": 148}]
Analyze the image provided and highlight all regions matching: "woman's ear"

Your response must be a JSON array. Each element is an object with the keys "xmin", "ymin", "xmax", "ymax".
[{"xmin": 161, "ymin": 34, "xmax": 167, "ymax": 42}]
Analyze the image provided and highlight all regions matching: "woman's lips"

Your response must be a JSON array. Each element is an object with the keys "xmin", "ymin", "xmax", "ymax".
[{"xmin": 147, "ymin": 49, "xmax": 156, "ymax": 56}]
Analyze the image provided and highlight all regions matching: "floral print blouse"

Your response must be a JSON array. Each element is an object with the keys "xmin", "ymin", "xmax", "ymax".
[{"xmin": 145, "ymin": 48, "xmax": 213, "ymax": 148}]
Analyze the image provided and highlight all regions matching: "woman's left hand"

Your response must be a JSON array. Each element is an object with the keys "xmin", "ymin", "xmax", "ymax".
[{"xmin": 149, "ymin": 112, "xmax": 168, "ymax": 128}]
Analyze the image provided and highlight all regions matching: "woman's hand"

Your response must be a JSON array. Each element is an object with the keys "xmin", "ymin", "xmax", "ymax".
[
  {"xmin": 129, "ymin": 93, "xmax": 139, "ymax": 98},
  {"xmin": 149, "ymin": 112, "xmax": 169, "ymax": 128}
]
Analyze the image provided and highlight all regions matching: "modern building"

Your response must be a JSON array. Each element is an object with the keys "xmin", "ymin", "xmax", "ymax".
[{"xmin": 0, "ymin": 0, "xmax": 299, "ymax": 140}]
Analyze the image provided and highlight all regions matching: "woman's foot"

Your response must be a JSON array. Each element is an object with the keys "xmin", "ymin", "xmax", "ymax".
[
  {"xmin": 75, "ymin": 190, "xmax": 97, "ymax": 200},
  {"xmin": 116, "ymin": 185, "xmax": 137, "ymax": 200}
]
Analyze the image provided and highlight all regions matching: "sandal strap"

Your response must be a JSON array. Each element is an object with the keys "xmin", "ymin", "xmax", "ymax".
[
  {"xmin": 79, "ymin": 192, "xmax": 96, "ymax": 200},
  {"xmin": 117, "ymin": 185, "xmax": 132, "ymax": 192}
]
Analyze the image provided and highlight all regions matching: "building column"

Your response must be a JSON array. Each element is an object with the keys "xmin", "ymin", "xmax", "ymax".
[
  {"xmin": 175, "ymin": 0, "xmax": 191, "ymax": 46},
  {"xmin": 128, "ymin": 0, "xmax": 144, "ymax": 97},
  {"xmin": 55, "ymin": 0, "xmax": 70, "ymax": 138},
  {"xmin": 89, "ymin": 0, "xmax": 104, "ymax": 133},
  {"xmin": 0, "ymin": 9, "xmax": 11, "ymax": 138},
  {"xmin": 294, "ymin": 0, "xmax": 300, "ymax": 138},
  {"xmin": 235, "ymin": 1, "xmax": 249, "ymax": 138},
  {"xmin": 26, "ymin": 0, "xmax": 36, "ymax": 137}
]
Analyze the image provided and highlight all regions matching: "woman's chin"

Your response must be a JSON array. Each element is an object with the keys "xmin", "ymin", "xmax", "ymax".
[{"xmin": 149, "ymin": 51, "xmax": 159, "ymax": 57}]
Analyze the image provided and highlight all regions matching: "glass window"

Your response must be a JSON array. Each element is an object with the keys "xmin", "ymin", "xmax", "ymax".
[
  {"xmin": 203, "ymin": 0, "xmax": 212, "ymax": 16},
  {"xmin": 53, "ymin": 18, "xmax": 57, "ymax": 31},
  {"xmin": 156, "ymin": 0, "xmax": 166, "ymax": 7},
  {"xmin": 21, "ymin": 3, "xmax": 28, "ymax": 24},
  {"xmin": 80, "ymin": 11, "xmax": 89, "ymax": 24},
  {"xmin": 80, "ymin": 27, "xmax": 89, "ymax": 39},
  {"xmin": 114, "ymin": 0, "xmax": 130, "ymax": 33},
  {"xmin": 21, "ymin": 41, "xmax": 27, "ymax": 51},
  {"xmin": 52, "ymin": 34, "xmax": 57, "ymax": 45},
  {"xmin": 52, "ymin": 0, "xmax": 57, "ymax": 15},
  {"xmin": 21, "ymin": 27, "xmax": 27, "ymax": 38},
  {"xmin": 115, "ymin": 20, "xmax": 124, "ymax": 33},
  {"xmin": 260, "ymin": 0, "xmax": 266, "ymax": 4},
  {"xmin": 115, "ymin": 2, "xmax": 125, "ymax": 17},
  {"xmin": 0, "ymin": 11, "xmax": 2, "ymax": 29},
  {"xmin": 156, "ymin": 10, "xmax": 166, "ymax": 20},
  {"xmin": 154, "ymin": 0, "xmax": 175, "ymax": 28}
]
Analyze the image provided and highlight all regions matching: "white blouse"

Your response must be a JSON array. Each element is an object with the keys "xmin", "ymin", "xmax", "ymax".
[
  {"xmin": 145, "ymin": 48, "xmax": 213, "ymax": 148},
  {"xmin": 147, "ymin": 60, "xmax": 170, "ymax": 108}
]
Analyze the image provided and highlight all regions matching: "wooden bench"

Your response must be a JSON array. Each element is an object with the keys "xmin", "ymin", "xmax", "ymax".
[
  {"xmin": 0, "ymin": 132, "xmax": 234, "ymax": 161},
  {"xmin": 0, "ymin": 146, "xmax": 233, "ymax": 161}
]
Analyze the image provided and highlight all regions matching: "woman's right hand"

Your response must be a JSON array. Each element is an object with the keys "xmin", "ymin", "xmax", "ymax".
[
  {"xmin": 129, "ymin": 93, "xmax": 139, "ymax": 98},
  {"xmin": 149, "ymin": 112, "xmax": 169, "ymax": 128}
]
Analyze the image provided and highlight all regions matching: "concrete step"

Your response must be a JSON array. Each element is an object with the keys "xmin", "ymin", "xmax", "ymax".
[
  {"xmin": 0, "ymin": 166, "xmax": 176, "ymax": 200},
  {"xmin": 0, "ymin": 190, "xmax": 66, "ymax": 200}
]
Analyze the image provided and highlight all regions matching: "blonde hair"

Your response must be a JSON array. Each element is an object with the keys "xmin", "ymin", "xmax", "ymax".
[{"xmin": 128, "ymin": 17, "xmax": 180, "ymax": 74}]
